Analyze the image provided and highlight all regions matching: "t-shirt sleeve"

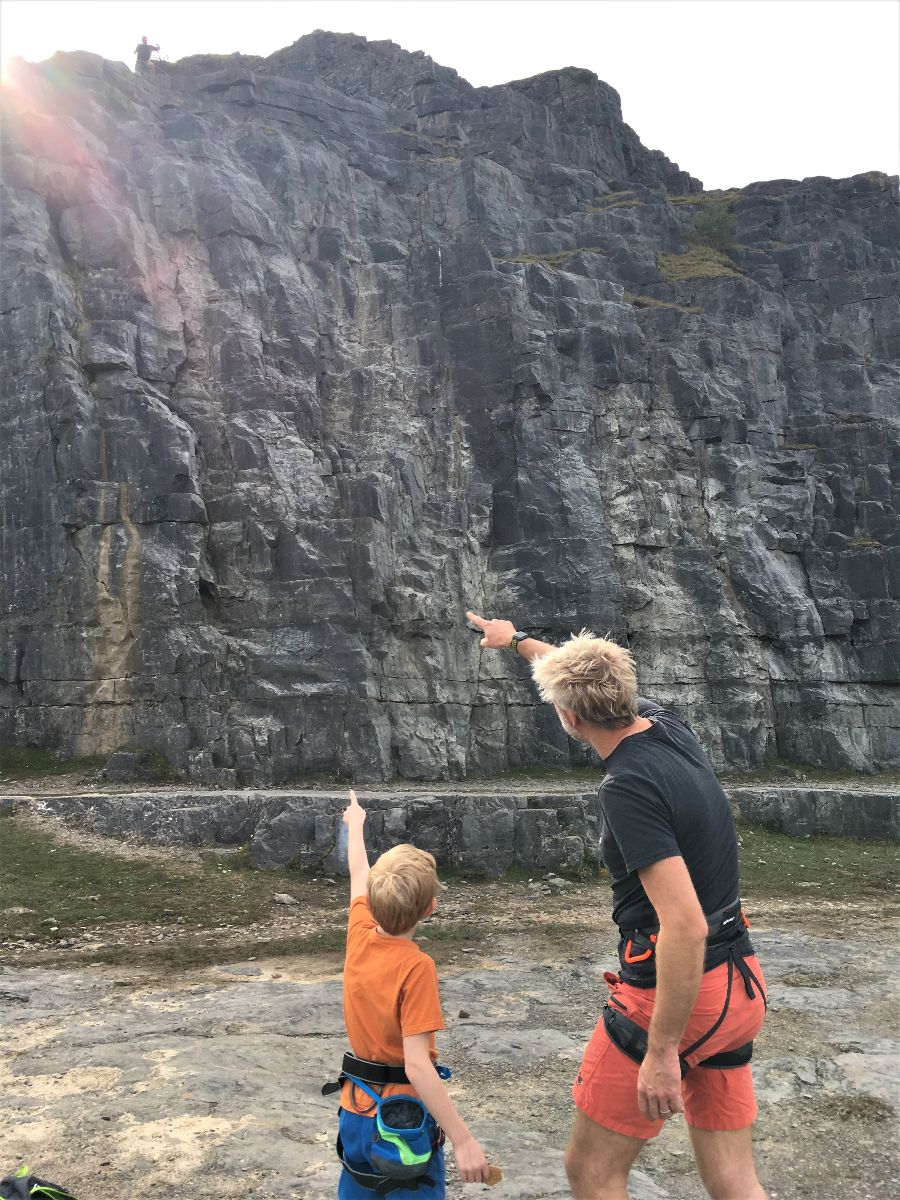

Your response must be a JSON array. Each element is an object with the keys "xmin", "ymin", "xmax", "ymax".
[
  {"xmin": 399, "ymin": 955, "xmax": 445, "ymax": 1039},
  {"xmin": 601, "ymin": 772, "xmax": 681, "ymax": 876},
  {"xmin": 346, "ymin": 895, "xmax": 375, "ymax": 951},
  {"xmin": 637, "ymin": 697, "xmax": 696, "ymax": 739}
]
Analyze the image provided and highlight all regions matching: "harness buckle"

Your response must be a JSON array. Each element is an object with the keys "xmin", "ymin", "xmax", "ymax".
[{"xmin": 622, "ymin": 933, "xmax": 657, "ymax": 964}]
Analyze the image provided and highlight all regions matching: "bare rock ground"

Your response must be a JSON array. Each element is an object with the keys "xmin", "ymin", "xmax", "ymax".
[{"xmin": 2, "ymin": 878, "xmax": 898, "ymax": 1200}]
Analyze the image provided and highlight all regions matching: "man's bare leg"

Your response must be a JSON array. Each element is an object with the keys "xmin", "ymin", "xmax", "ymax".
[
  {"xmin": 688, "ymin": 1125, "xmax": 769, "ymax": 1199},
  {"xmin": 564, "ymin": 1111, "xmax": 647, "ymax": 1200}
]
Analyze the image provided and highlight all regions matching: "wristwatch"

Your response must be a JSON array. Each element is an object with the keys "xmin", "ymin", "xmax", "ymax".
[{"xmin": 509, "ymin": 631, "xmax": 532, "ymax": 654}]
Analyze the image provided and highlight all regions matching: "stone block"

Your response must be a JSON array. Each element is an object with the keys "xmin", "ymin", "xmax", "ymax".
[
  {"xmin": 79, "ymin": 320, "xmax": 137, "ymax": 372},
  {"xmin": 450, "ymin": 798, "xmax": 517, "ymax": 876}
]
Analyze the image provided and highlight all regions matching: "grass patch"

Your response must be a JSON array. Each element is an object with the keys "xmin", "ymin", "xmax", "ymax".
[
  {"xmin": 0, "ymin": 817, "xmax": 277, "ymax": 942},
  {"xmin": 657, "ymin": 245, "xmax": 745, "ymax": 283},
  {"xmin": 668, "ymin": 189, "xmax": 745, "ymax": 207},
  {"xmin": 497, "ymin": 246, "xmax": 607, "ymax": 268},
  {"xmin": 626, "ymin": 293, "xmax": 703, "ymax": 315},
  {"xmin": 817, "ymin": 1094, "xmax": 895, "ymax": 1122},
  {"xmin": 737, "ymin": 823, "xmax": 899, "ymax": 902},
  {"xmin": 420, "ymin": 921, "xmax": 483, "ymax": 944},
  {"xmin": 847, "ymin": 537, "xmax": 881, "ymax": 548},
  {"xmin": 77, "ymin": 929, "xmax": 347, "ymax": 970},
  {"xmin": 587, "ymin": 195, "xmax": 642, "ymax": 213},
  {"xmin": 0, "ymin": 746, "xmax": 105, "ymax": 778}
]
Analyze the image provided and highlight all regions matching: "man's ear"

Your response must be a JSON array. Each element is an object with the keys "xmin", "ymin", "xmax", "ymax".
[{"xmin": 557, "ymin": 706, "xmax": 580, "ymax": 728}]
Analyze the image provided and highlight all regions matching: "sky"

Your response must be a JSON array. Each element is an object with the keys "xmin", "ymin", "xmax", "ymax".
[{"xmin": 1, "ymin": 0, "xmax": 897, "ymax": 190}]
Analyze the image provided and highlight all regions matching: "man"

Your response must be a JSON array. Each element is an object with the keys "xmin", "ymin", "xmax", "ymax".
[
  {"xmin": 134, "ymin": 36, "xmax": 159, "ymax": 75},
  {"xmin": 466, "ymin": 612, "xmax": 769, "ymax": 1200}
]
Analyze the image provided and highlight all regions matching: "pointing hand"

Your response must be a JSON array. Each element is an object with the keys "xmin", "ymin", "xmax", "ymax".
[
  {"xmin": 343, "ymin": 788, "xmax": 366, "ymax": 827},
  {"xmin": 466, "ymin": 611, "xmax": 516, "ymax": 650}
]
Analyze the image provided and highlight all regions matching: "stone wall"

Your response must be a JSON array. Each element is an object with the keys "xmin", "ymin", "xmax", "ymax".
[{"xmin": 12, "ymin": 785, "xmax": 897, "ymax": 877}]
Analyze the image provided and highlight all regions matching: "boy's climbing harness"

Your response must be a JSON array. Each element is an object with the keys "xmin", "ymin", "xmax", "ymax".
[
  {"xmin": 0, "ymin": 1167, "xmax": 80, "ymax": 1200},
  {"xmin": 324, "ymin": 1054, "xmax": 450, "ymax": 1194}
]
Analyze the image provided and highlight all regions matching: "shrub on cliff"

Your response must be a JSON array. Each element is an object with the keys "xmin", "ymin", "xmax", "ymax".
[{"xmin": 690, "ymin": 203, "xmax": 736, "ymax": 251}]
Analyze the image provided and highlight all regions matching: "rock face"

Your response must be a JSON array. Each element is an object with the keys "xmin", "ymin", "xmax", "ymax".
[{"xmin": 1, "ymin": 32, "xmax": 898, "ymax": 786}]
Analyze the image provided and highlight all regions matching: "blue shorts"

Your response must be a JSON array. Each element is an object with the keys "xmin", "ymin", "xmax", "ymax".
[{"xmin": 337, "ymin": 1107, "xmax": 446, "ymax": 1200}]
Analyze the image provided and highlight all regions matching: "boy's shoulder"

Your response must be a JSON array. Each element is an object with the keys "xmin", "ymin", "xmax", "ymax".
[{"xmin": 345, "ymin": 898, "xmax": 437, "ymax": 968}]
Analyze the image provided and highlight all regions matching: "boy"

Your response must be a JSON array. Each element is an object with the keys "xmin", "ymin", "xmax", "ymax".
[{"xmin": 335, "ymin": 789, "xmax": 490, "ymax": 1197}]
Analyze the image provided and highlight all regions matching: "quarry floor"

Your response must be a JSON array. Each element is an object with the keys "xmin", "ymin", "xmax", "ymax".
[{"xmin": 1, "ymin": 810, "xmax": 898, "ymax": 1200}]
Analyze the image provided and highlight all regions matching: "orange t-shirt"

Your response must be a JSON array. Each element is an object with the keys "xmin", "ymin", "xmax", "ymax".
[{"xmin": 340, "ymin": 895, "xmax": 444, "ymax": 1115}]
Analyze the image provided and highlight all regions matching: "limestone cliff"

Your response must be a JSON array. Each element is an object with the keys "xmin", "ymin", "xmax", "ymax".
[{"xmin": 1, "ymin": 32, "xmax": 897, "ymax": 784}]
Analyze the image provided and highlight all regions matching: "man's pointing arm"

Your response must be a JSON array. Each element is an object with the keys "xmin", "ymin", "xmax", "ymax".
[{"xmin": 465, "ymin": 611, "xmax": 553, "ymax": 662}]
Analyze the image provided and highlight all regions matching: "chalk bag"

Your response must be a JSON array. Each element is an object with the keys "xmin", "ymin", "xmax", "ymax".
[{"xmin": 347, "ymin": 1078, "xmax": 435, "ymax": 1181}]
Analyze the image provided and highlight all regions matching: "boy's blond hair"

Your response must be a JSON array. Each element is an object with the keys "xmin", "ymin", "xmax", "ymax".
[
  {"xmin": 367, "ymin": 844, "xmax": 440, "ymax": 935},
  {"xmin": 531, "ymin": 630, "xmax": 639, "ymax": 730}
]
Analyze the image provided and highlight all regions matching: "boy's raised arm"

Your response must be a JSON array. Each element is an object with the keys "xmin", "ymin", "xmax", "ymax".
[{"xmin": 342, "ymin": 789, "xmax": 369, "ymax": 900}]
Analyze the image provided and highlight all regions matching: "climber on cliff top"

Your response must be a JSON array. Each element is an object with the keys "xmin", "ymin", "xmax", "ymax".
[
  {"xmin": 134, "ymin": 36, "xmax": 160, "ymax": 75},
  {"xmin": 466, "ymin": 610, "xmax": 770, "ymax": 1200}
]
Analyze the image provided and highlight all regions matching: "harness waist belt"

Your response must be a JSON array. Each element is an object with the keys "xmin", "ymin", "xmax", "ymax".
[
  {"xmin": 322, "ymin": 1053, "xmax": 450, "ymax": 1098},
  {"xmin": 343, "ymin": 1053, "xmax": 411, "ymax": 1086},
  {"xmin": 322, "ymin": 1053, "xmax": 409, "ymax": 1097},
  {"xmin": 617, "ymin": 899, "xmax": 752, "ymax": 985},
  {"xmin": 619, "ymin": 898, "xmax": 743, "ymax": 946}
]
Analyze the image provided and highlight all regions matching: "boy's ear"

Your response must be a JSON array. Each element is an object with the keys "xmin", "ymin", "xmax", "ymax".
[{"xmin": 426, "ymin": 896, "xmax": 438, "ymax": 917}]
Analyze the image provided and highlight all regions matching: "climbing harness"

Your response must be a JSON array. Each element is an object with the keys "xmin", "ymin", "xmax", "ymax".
[
  {"xmin": 0, "ymin": 1167, "xmax": 79, "ymax": 1200},
  {"xmin": 605, "ymin": 900, "xmax": 768, "ymax": 1076},
  {"xmin": 617, "ymin": 899, "xmax": 756, "ymax": 986},
  {"xmin": 323, "ymin": 1054, "xmax": 449, "ymax": 1195}
]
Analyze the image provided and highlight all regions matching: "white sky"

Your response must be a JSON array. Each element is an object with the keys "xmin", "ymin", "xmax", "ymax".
[{"xmin": 1, "ymin": 0, "xmax": 897, "ymax": 190}]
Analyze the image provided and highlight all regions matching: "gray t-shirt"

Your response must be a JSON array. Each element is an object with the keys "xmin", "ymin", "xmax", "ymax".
[{"xmin": 599, "ymin": 698, "xmax": 740, "ymax": 930}]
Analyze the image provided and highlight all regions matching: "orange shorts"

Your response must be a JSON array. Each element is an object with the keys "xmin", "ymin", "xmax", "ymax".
[{"xmin": 572, "ymin": 955, "xmax": 767, "ymax": 1140}]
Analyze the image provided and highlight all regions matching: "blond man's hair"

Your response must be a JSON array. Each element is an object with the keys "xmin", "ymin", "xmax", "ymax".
[
  {"xmin": 531, "ymin": 630, "xmax": 639, "ymax": 730},
  {"xmin": 367, "ymin": 844, "xmax": 440, "ymax": 935}
]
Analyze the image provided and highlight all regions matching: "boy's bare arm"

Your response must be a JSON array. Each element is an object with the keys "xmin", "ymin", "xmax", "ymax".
[
  {"xmin": 342, "ymin": 789, "xmax": 369, "ymax": 900},
  {"xmin": 403, "ymin": 1033, "xmax": 490, "ymax": 1184}
]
